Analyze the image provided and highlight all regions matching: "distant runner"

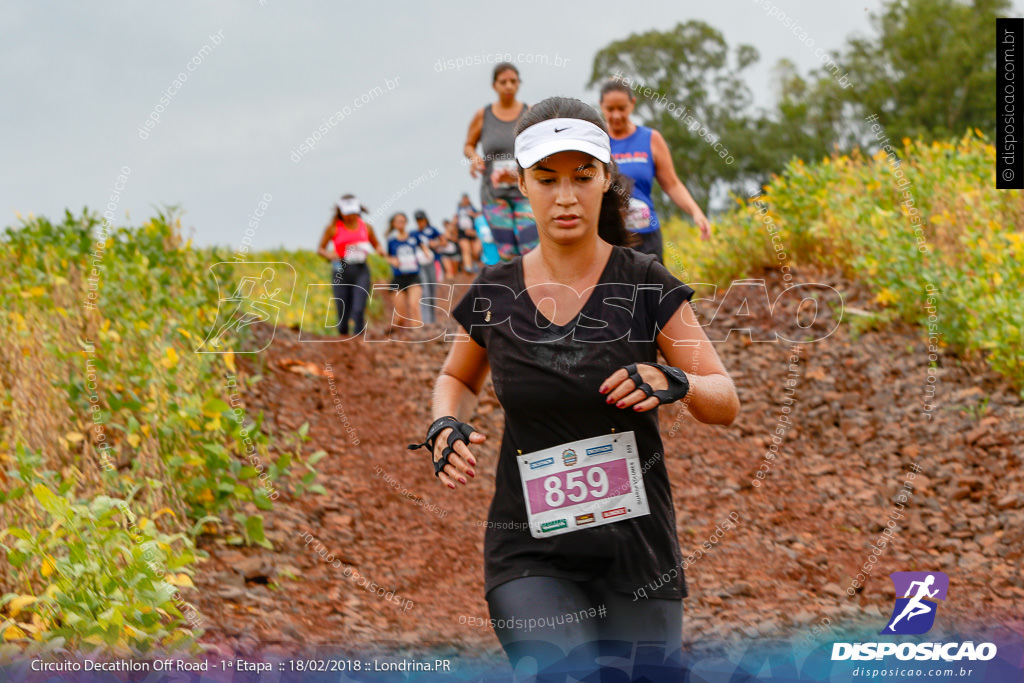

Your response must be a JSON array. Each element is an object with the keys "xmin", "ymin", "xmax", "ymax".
[
  {"xmin": 464, "ymin": 62, "xmax": 537, "ymax": 262},
  {"xmin": 385, "ymin": 212, "xmax": 430, "ymax": 333},
  {"xmin": 316, "ymin": 194, "xmax": 382, "ymax": 336},
  {"xmin": 599, "ymin": 78, "xmax": 712, "ymax": 262},
  {"xmin": 438, "ymin": 219, "xmax": 462, "ymax": 281},
  {"xmin": 455, "ymin": 193, "xmax": 482, "ymax": 273},
  {"xmin": 412, "ymin": 97, "xmax": 739, "ymax": 679},
  {"xmin": 413, "ymin": 210, "xmax": 442, "ymax": 325}
]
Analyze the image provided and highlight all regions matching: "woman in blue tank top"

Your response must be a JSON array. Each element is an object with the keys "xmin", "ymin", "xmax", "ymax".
[{"xmin": 599, "ymin": 79, "xmax": 711, "ymax": 262}]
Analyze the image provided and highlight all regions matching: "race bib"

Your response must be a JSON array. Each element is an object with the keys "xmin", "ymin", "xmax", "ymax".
[
  {"xmin": 397, "ymin": 248, "xmax": 418, "ymax": 273},
  {"xmin": 625, "ymin": 197, "xmax": 652, "ymax": 231},
  {"xmin": 516, "ymin": 431, "xmax": 650, "ymax": 539},
  {"xmin": 343, "ymin": 241, "xmax": 372, "ymax": 264}
]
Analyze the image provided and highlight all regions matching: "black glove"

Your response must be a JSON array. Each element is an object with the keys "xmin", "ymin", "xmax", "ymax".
[
  {"xmin": 621, "ymin": 363, "xmax": 690, "ymax": 404},
  {"xmin": 408, "ymin": 416, "xmax": 478, "ymax": 477}
]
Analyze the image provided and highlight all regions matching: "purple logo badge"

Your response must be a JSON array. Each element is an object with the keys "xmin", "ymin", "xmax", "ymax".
[{"xmin": 881, "ymin": 571, "xmax": 948, "ymax": 634}]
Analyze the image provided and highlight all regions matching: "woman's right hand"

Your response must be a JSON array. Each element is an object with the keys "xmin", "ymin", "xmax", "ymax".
[
  {"xmin": 490, "ymin": 167, "xmax": 517, "ymax": 188},
  {"xmin": 470, "ymin": 156, "xmax": 485, "ymax": 178},
  {"xmin": 433, "ymin": 427, "xmax": 486, "ymax": 489},
  {"xmin": 318, "ymin": 246, "xmax": 336, "ymax": 261}
]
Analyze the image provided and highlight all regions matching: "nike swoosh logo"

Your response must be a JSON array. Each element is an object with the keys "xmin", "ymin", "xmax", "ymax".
[{"xmin": 554, "ymin": 127, "xmax": 569, "ymax": 133}]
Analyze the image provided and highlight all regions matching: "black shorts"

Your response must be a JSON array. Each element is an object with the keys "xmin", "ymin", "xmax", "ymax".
[
  {"xmin": 392, "ymin": 273, "xmax": 420, "ymax": 290},
  {"xmin": 630, "ymin": 229, "xmax": 663, "ymax": 263}
]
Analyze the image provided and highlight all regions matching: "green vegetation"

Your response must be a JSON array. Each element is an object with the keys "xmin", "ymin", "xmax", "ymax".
[
  {"xmin": 232, "ymin": 247, "xmax": 391, "ymax": 334},
  {"xmin": 0, "ymin": 211, "xmax": 325, "ymax": 654},
  {"xmin": 590, "ymin": 0, "xmax": 1010, "ymax": 213},
  {"xmin": 663, "ymin": 132, "xmax": 1024, "ymax": 390}
]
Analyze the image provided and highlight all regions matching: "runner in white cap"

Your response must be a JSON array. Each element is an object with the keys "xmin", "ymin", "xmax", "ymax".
[
  {"xmin": 316, "ymin": 194, "xmax": 382, "ymax": 336},
  {"xmin": 411, "ymin": 97, "xmax": 739, "ymax": 678}
]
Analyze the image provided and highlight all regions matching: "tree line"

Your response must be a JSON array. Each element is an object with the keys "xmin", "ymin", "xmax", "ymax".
[{"xmin": 588, "ymin": 0, "xmax": 1008, "ymax": 213}]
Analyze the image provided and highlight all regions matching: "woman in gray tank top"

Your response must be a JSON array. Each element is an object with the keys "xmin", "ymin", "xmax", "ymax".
[{"xmin": 463, "ymin": 62, "xmax": 538, "ymax": 261}]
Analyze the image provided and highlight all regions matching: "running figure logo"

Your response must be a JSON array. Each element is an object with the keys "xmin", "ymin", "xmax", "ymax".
[
  {"xmin": 881, "ymin": 571, "xmax": 949, "ymax": 635},
  {"xmin": 198, "ymin": 262, "xmax": 294, "ymax": 353}
]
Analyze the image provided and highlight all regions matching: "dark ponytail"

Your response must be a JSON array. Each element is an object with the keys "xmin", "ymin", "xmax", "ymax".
[{"xmin": 515, "ymin": 97, "xmax": 635, "ymax": 248}]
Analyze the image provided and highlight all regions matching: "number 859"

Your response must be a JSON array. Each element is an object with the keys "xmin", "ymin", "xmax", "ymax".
[{"xmin": 543, "ymin": 467, "xmax": 610, "ymax": 508}]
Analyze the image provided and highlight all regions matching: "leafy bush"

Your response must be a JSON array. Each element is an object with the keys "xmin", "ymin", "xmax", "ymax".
[
  {"xmin": 0, "ymin": 210, "xmax": 320, "ymax": 653},
  {"xmin": 663, "ymin": 131, "xmax": 1024, "ymax": 390},
  {"xmin": 1, "ymin": 449, "xmax": 200, "ymax": 655}
]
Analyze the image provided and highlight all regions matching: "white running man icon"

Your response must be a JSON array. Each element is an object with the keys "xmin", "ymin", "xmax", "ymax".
[{"xmin": 886, "ymin": 574, "xmax": 939, "ymax": 632}]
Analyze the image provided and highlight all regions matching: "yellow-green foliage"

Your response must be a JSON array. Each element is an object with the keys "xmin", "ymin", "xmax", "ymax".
[
  {"xmin": 0, "ymin": 210, "xmax": 294, "ymax": 653},
  {"xmin": 662, "ymin": 132, "xmax": 1024, "ymax": 389},
  {"xmin": 230, "ymin": 248, "xmax": 391, "ymax": 334}
]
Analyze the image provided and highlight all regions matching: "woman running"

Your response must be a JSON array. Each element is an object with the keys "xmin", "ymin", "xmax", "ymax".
[
  {"xmin": 412, "ymin": 210, "xmax": 441, "ymax": 325},
  {"xmin": 455, "ymin": 193, "xmax": 482, "ymax": 273},
  {"xmin": 599, "ymin": 78, "xmax": 712, "ymax": 262},
  {"xmin": 438, "ymin": 219, "xmax": 462, "ymax": 281},
  {"xmin": 412, "ymin": 97, "xmax": 739, "ymax": 679},
  {"xmin": 316, "ymin": 194, "xmax": 382, "ymax": 336},
  {"xmin": 384, "ymin": 212, "xmax": 430, "ymax": 333},
  {"xmin": 463, "ymin": 63, "xmax": 537, "ymax": 262}
]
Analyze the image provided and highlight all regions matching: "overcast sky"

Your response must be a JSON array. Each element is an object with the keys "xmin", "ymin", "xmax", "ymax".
[{"xmin": 2, "ymin": 1, "xmax": 1014, "ymax": 252}]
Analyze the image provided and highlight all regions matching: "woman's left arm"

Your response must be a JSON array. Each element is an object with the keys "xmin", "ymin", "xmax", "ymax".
[
  {"xmin": 657, "ymin": 300, "xmax": 739, "ymax": 424},
  {"xmin": 601, "ymin": 301, "xmax": 739, "ymax": 425},
  {"xmin": 651, "ymin": 130, "xmax": 712, "ymax": 240}
]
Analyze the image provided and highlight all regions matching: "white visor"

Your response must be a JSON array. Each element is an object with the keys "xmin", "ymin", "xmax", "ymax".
[
  {"xmin": 337, "ymin": 197, "xmax": 361, "ymax": 215},
  {"xmin": 514, "ymin": 118, "xmax": 611, "ymax": 169}
]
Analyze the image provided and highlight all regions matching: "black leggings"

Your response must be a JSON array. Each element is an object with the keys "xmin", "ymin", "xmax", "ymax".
[
  {"xmin": 486, "ymin": 576, "xmax": 683, "ymax": 681},
  {"xmin": 631, "ymin": 229, "xmax": 664, "ymax": 263},
  {"xmin": 331, "ymin": 261, "xmax": 370, "ymax": 336}
]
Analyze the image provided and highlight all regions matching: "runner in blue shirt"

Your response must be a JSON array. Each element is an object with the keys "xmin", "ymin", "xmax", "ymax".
[
  {"xmin": 413, "ymin": 210, "xmax": 442, "ymax": 324},
  {"xmin": 599, "ymin": 78, "xmax": 712, "ymax": 262},
  {"xmin": 386, "ymin": 212, "xmax": 430, "ymax": 332}
]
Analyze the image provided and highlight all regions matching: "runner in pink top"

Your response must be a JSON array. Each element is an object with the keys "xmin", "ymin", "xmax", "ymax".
[{"xmin": 317, "ymin": 194, "xmax": 383, "ymax": 336}]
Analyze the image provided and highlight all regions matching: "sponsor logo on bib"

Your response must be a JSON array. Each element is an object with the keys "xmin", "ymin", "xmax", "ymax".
[
  {"xmin": 602, "ymin": 507, "xmax": 627, "ymax": 519},
  {"xmin": 540, "ymin": 519, "xmax": 568, "ymax": 533},
  {"xmin": 562, "ymin": 449, "xmax": 578, "ymax": 467},
  {"xmin": 575, "ymin": 513, "xmax": 595, "ymax": 526},
  {"xmin": 529, "ymin": 457, "xmax": 555, "ymax": 470},
  {"xmin": 586, "ymin": 444, "xmax": 614, "ymax": 457}
]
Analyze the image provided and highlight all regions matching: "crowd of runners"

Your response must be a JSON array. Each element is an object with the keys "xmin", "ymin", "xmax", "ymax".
[
  {"xmin": 316, "ymin": 193, "xmax": 498, "ymax": 337},
  {"xmin": 317, "ymin": 61, "xmax": 712, "ymax": 339}
]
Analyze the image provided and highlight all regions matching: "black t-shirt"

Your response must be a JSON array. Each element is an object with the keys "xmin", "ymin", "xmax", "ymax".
[{"xmin": 451, "ymin": 245, "xmax": 695, "ymax": 599}]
